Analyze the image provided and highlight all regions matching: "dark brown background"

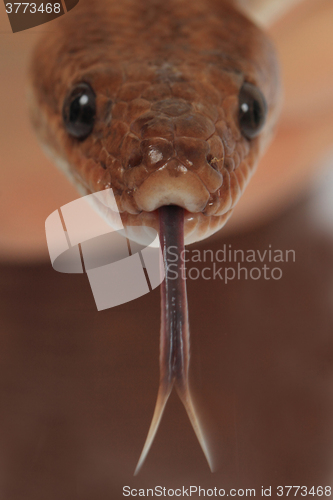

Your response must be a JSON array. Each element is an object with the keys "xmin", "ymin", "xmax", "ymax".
[{"xmin": 1, "ymin": 187, "xmax": 333, "ymax": 498}]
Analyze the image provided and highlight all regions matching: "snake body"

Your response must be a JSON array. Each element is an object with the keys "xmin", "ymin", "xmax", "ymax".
[{"xmin": 29, "ymin": 0, "xmax": 281, "ymax": 472}]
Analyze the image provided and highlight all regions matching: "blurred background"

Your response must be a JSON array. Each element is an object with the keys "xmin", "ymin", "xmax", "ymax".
[{"xmin": 0, "ymin": 0, "xmax": 333, "ymax": 498}]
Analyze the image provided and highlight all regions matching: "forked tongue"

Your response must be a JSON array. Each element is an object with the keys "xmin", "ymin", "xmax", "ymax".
[{"xmin": 134, "ymin": 205, "xmax": 213, "ymax": 475}]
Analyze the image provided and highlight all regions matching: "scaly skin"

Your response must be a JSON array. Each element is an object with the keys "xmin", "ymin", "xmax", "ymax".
[{"xmin": 28, "ymin": 0, "xmax": 281, "ymax": 244}]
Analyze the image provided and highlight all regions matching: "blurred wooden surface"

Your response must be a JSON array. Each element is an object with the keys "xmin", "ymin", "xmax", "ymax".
[{"xmin": 0, "ymin": 189, "xmax": 333, "ymax": 498}]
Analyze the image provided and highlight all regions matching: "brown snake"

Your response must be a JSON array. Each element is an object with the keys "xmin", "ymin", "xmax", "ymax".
[{"xmin": 28, "ymin": 0, "xmax": 282, "ymax": 473}]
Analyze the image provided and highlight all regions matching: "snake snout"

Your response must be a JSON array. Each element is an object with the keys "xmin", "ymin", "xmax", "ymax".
[
  {"xmin": 131, "ymin": 137, "xmax": 224, "ymax": 213},
  {"xmin": 126, "ymin": 100, "xmax": 224, "ymax": 213},
  {"xmin": 133, "ymin": 158, "xmax": 211, "ymax": 212}
]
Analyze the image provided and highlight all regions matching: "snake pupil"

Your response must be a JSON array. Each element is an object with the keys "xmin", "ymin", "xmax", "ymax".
[
  {"xmin": 239, "ymin": 82, "xmax": 267, "ymax": 139},
  {"xmin": 62, "ymin": 83, "xmax": 96, "ymax": 140}
]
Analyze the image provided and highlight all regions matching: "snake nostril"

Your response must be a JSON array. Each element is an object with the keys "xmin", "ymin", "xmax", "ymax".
[
  {"xmin": 206, "ymin": 154, "xmax": 217, "ymax": 170},
  {"xmin": 127, "ymin": 152, "xmax": 143, "ymax": 169}
]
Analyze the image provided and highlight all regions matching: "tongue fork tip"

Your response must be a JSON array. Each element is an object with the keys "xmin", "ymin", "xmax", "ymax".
[
  {"xmin": 134, "ymin": 377, "xmax": 215, "ymax": 476},
  {"xmin": 134, "ymin": 379, "xmax": 174, "ymax": 476},
  {"xmin": 175, "ymin": 381, "xmax": 215, "ymax": 472}
]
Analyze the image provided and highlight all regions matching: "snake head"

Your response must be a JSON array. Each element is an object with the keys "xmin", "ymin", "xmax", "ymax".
[{"xmin": 28, "ymin": 0, "xmax": 281, "ymax": 244}]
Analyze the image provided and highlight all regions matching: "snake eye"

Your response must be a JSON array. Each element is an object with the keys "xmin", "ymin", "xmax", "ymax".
[
  {"xmin": 62, "ymin": 83, "xmax": 96, "ymax": 140},
  {"xmin": 239, "ymin": 82, "xmax": 267, "ymax": 139}
]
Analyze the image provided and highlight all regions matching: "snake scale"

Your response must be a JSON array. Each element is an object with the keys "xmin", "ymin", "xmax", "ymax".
[{"xmin": 28, "ymin": 0, "xmax": 282, "ymax": 473}]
